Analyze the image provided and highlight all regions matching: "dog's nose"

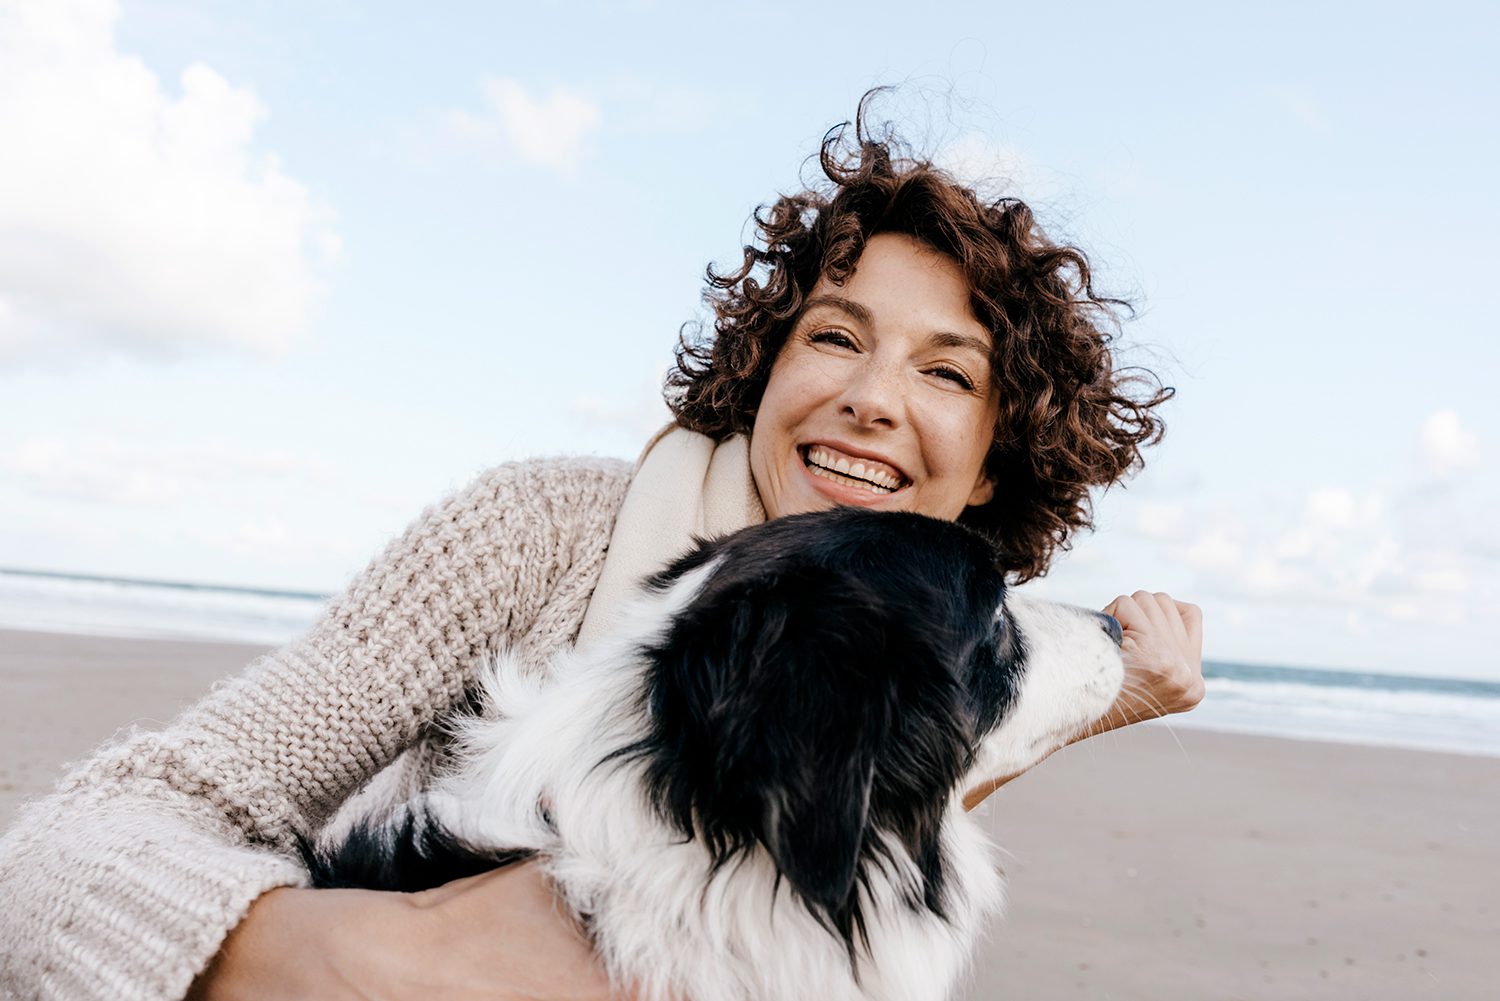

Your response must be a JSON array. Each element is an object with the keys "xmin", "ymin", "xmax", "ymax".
[{"xmin": 1095, "ymin": 611, "xmax": 1123, "ymax": 646}]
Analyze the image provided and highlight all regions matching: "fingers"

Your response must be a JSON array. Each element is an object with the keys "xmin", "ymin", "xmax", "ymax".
[
  {"xmin": 1105, "ymin": 591, "xmax": 1167, "ymax": 641},
  {"xmin": 1141, "ymin": 591, "xmax": 1186, "ymax": 642},
  {"xmin": 1175, "ymin": 599, "xmax": 1204, "ymax": 653},
  {"xmin": 1105, "ymin": 591, "xmax": 1198, "ymax": 641}
]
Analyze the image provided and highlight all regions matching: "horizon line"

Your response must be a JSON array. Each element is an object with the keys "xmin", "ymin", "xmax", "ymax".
[{"xmin": 0, "ymin": 566, "xmax": 331, "ymax": 602}]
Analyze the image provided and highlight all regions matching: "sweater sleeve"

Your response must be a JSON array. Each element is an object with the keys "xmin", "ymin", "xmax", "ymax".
[{"xmin": 0, "ymin": 456, "xmax": 631, "ymax": 1001}]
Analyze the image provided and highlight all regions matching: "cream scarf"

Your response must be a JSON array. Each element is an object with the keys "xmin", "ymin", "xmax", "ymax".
[{"xmin": 575, "ymin": 424, "xmax": 767, "ymax": 653}]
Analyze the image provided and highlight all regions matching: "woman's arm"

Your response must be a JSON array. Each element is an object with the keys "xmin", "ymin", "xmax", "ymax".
[
  {"xmin": 186, "ymin": 862, "xmax": 632, "ymax": 1001},
  {"xmin": 0, "ymin": 458, "xmax": 632, "ymax": 1001},
  {"xmin": 963, "ymin": 590, "xmax": 1204, "ymax": 810}
]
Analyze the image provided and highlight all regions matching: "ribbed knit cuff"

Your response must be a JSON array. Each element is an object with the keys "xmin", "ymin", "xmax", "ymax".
[{"xmin": 0, "ymin": 798, "xmax": 308, "ymax": 1001}]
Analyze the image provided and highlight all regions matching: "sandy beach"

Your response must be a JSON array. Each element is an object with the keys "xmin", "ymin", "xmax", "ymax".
[{"xmin": 2, "ymin": 627, "xmax": 1496, "ymax": 1000}]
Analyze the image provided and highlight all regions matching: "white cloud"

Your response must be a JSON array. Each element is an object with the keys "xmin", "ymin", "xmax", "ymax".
[
  {"xmin": 1099, "ymin": 410, "xmax": 1496, "ymax": 646},
  {"xmin": 1414, "ymin": 565, "xmax": 1468, "ymax": 595},
  {"xmin": 176, "ymin": 511, "xmax": 364, "ymax": 569},
  {"xmin": 1304, "ymin": 486, "xmax": 1356, "ymax": 529},
  {"xmin": 445, "ymin": 77, "xmax": 601, "ymax": 172},
  {"xmin": 0, "ymin": 433, "xmax": 334, "ymax": 507},
  {"xmin": 1418, "ymin": 409, "xmax": 1482, "ymax": 477},
  {"xmin": 1182, "ymin": 523, "xmax": 1244, "ymax": 574},
  {"xmin": 1144, "ymin": 484, "xmax": 1493, "ymax": 631},
  {"xmin": 0, "ymin": 0, "xmax": 335, "ymax": 365},
  {"xmin": 0, "ymin": 429, "xmax": 373, "ymax": 582},
  {"xmin": 1133, "ymin": 501, "xmax": 1185, "ymax": 540}
]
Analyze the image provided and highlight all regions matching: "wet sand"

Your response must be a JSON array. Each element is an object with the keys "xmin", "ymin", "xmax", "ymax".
[{"xmin": 2, "ymin": 627, "xmax": 1496, "ymax": 999}]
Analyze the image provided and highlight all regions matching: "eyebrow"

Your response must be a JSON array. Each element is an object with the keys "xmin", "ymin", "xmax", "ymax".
[
  {"xmin": 802, "ymin": 295, "xmax": 873, "ymax": 326},
  {"xmin": 801, "ymin": 295, "xmax": 992, "ymax": 357},
  {"xmin": 927, "ymin": 330, "xmax": 993, "ymax": 358}
]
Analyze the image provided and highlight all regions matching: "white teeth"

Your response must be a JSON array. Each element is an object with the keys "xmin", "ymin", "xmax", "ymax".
[
  {"xmin": 803, "ymin": 447, "xmax": 901, "ymax": 494},
  {"xmin": 809, "ymin": 465, "xmax": 894, "ymax": 494}
]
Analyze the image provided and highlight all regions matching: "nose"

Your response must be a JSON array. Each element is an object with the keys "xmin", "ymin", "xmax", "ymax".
[
  {"xmin": 838, "ymin": 359, "xmax": 905, "ymax": 429},
  {"xmin": 1094, "ymin": 611, "xmax": 1123, "ymax": 646}
]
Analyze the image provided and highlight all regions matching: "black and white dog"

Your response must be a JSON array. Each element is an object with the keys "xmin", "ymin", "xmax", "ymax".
[{"xmin": 307, "ymin": 508, "xmax": 1123, "ymax": 1001}]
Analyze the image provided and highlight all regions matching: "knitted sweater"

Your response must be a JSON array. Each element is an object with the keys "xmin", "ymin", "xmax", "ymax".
[{"xmin": 0, "ymin": 456, "xmax": 635, "ymax": 1001}]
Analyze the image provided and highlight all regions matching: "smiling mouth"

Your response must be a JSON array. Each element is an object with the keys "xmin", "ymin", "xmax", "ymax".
[{"xmin": 800, "ymin": 445, "xmax": 909, "ymax": 496}]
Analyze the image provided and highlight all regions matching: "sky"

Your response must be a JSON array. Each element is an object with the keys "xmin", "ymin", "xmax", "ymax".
[{"xmin": 1, "ymin": 0, "xmax": 1497, "ymax": 679}]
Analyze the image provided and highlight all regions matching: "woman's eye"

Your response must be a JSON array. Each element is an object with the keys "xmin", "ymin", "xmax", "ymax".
[
  {"xmin": 930, "ymin": 366, "xmax": 976, "ymax": 391},
  {"xmin": 809, "ymin": 329, "xmax": 856, "ymax": 349}
]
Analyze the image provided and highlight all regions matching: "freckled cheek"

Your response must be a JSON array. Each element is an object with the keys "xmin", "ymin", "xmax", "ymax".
[
  {"xmin": 804, "ymin": 353, "xmax": 855, "ymax": 388},
  {"xmin": 912, "ymin": 403, "xmax": 995, "ymax": 477}
]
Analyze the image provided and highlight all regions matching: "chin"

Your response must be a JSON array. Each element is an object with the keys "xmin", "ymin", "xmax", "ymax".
[{"xmin": 304, "ymin": 508, "xmax": 1123, "ymax": 1001}]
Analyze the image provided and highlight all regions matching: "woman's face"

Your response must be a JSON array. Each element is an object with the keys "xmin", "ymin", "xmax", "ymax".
[{"xmin": 749, "ymin": 232, "xmax": 1000, "ymax": 523}]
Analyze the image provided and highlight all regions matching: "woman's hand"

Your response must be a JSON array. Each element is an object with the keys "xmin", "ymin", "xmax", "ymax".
[
  {"xmin": 188, "ymin": 860, "xmax": 635, "ymax": 1001},
  {"xmin": 962, "ymin": 591, "xmax": 1203, "ymax": 810},
  {"xmin": 1092, "ymin": 590, "xmax": 1205, "ymax": 734}
]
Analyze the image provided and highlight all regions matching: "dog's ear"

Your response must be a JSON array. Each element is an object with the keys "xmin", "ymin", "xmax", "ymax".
[{"xmin": 637, "ymin": 562, "xmax": 914, "ymax": 937}]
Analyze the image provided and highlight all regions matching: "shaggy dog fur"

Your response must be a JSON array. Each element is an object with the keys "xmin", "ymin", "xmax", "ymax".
[{"xmin": 306, "ymin": 508, "xmax": 1123, "ymax": 1001}]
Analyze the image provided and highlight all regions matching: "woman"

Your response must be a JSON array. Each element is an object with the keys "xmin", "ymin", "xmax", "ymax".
[{"xmin": 0, "ymin": 96, "xmax": 1203, "ymax": 1001}]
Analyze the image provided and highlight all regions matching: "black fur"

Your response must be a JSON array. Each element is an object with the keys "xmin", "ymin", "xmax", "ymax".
[
  {"xmin": 300, "ymin": 807, "xmax": 535, "ymax": 892},
  {"xmin": 308, "ymin": 508, "xmax": 1023, "ymax": 961},
  {"xmin": 626, "ymin": 508, "xmax": 1019, "ymax": 954}
]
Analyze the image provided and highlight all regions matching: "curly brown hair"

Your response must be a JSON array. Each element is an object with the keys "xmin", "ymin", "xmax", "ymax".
[{"xmin": 665, "ymin": 91, "xmax": 1173, "ymax": 581}]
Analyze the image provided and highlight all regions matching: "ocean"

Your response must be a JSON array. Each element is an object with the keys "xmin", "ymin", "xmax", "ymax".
[{"xmin": 2, "ymin": 567, "xmax": 1497, "ymax": 759}]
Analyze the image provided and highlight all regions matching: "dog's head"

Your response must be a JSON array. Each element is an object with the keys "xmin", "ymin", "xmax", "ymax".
[{"xmin": 626, "ymin": 507, "xmax": 1122, "ymax": 951}]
